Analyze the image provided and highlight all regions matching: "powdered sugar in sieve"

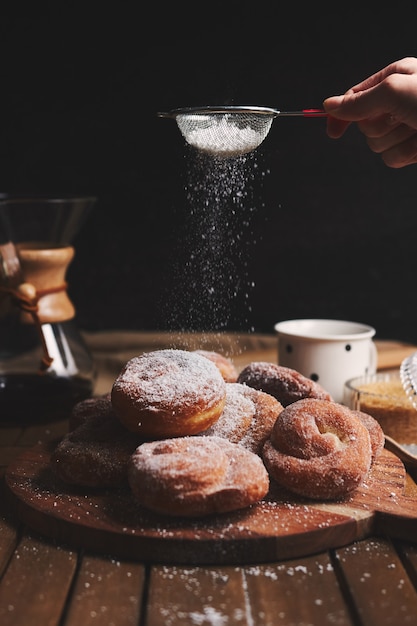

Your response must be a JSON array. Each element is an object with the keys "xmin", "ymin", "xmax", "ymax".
[
  {"xmin": 158, "ymin": 106, "xmax": 326, "ymax": 158},
  {"xmin": 176, "ymin": 112, "xmax": 274, "ymax": 158}
]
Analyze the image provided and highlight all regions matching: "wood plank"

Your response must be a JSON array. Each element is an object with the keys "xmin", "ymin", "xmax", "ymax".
[
  {"xmin": 15, "ymin": 420, "xmax": 68, "ymax": 447},
  {"xmin": 374, "ymin": 340, "xmax": 417, "ymax": 371},
  {"xmin": 334, "ymin": 537, "xmax": 417, "ymax": 625},
  {"xmin": 0, "ymin": 446, "xmax": 34, "ymax": 470},
  {"xmin": 0, "ymin": 516, "xmax": 18, "ymax": 578},
  {"xmin": 0, "ymin": 472, "xmax": 19, "ymax": 577},
  {"xmin": 0, "ymin": 531, "xmax": 77, "ymax": 626},
  {"xmin": 146, "ymin": 565, "xmax": 248, "ymax": 626},
  {"xmin": 64, "ymin": 554, "xmax": 145, "ymax": 626},
  {"xmin": 243, "ymin": 553, "xmax": 354, "ymax": 626},
  {"xmin": 0, "ymin": 426, "xmax": 24, "ymax": 446},
  {"xmin": 396, "ymin": 541, "xmax": 417, "ymax": 587},
  {"xmin": 4, "ymin": 443, "xmax": 417, "ymax": 565}
]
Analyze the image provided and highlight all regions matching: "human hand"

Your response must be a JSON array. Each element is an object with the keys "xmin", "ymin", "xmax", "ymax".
[{"xmin": 323, "ymin": 57, "xmax": 417, "ymax": 168}]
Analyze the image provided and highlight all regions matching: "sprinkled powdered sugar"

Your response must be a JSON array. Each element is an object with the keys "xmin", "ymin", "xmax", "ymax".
[
  {"xmin": 51, "ymin": 412, "xmax": 142, "ymax": 488},
  {"xmin": 113, "ymin": 349, "xmax": 226, "ymax": 411},
  {"xmin": 202, "ymin": 383, "xmax": 255, "ymax": 442},
  {"xmin": 201, "ymin": 383, "xmax": 282, "ymax": 454},
  {"xmin": 128, "ymin": 435, "xmax": 269, "ymax": 516}
]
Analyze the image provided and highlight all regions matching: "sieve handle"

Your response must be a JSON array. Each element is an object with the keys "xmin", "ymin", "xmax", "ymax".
[{"xmin": 277, "ymin": 109, "xmax": 327, "ymax": 117}]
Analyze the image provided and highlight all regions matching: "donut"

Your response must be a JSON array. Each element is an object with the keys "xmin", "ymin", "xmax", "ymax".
[
  {"xmin": 262, "ymin": 398, "xmax": 372, "ymax": 500},
  {"xmin": 353, "ymin": 410, "xmax": 385, "ymax": 463},
  {"xmin": 238, "ymin": 361, "xmax": 332, "ymax": 406},
  {"xmin": 69, "ymin": 393, "xmax": 113, "ymax": 430},
  {"xmin": 51, "ymin": 411, "xmax": 143, "ymax": 488},
  {"xmin": 111, "ymin": 349, "xmax": 226, "ymax": 437},
  {"xmin": 193, "ymin": 350, "xmax": 238, "ymax": 382},
  {"xmin": 201, "ymin": 382, "xmax": 283, "ymax": 454},
  {"xmin": 128, "ymin": 435, "xmax": 269, "ymax": 517}
]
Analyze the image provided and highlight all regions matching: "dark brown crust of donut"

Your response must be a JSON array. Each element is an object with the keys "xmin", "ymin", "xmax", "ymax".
[
  {"xmin": 111, "ymin": 350, "xmax": 227, "ymax": 437},
  {"xmin": 69, "ymin": 393, "xmax": 113, "ymax": 431},
  {"xmin": 51, "ymin": 412, "xmax": 143, "ymax": 488},
  {"xmin": 262, "ymin": 399, "xmax": 372, "ymax": 500},
  {"xmin": 128, "ymin": 435, "xmax": 270, "ymax": 517},
  {"xmin": 238, "ymin": 362, "xmax": 332, "ymax": 406}
]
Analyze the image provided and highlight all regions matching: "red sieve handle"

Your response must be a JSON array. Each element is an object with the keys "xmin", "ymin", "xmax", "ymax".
[
  {"xmin": 302, "ymin": 109, "xmax": 327, "ymax": 117},
  {"xmin": 277, "ymin": 109, "xmax": 327, "ymax": 117}
]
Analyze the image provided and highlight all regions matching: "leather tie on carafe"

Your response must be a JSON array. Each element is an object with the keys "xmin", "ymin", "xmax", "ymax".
[{"xmin": 0, "ymin": 245, "xmax": 76, "ymax": 373}]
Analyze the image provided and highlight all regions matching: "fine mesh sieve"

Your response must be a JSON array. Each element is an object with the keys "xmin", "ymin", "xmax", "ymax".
[{"xmin": 158, "ymin": 105, "xmax": 327, "ymax": 158}]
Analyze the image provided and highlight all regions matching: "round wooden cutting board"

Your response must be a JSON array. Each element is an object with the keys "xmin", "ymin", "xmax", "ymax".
[{"xmin": 5, "ymin": 441, "xmax": 417, "ymax": 565}]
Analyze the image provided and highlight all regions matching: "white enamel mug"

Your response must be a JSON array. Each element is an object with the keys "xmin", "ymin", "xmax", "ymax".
[{"xmin": 274, "ymin": 319, "xmax": 377, "ymax": 403}]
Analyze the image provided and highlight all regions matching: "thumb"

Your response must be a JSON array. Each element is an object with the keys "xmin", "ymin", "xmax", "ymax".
[
  {"xmin": 323, "ymin": 95, "xmax": 345, "ymax": 113},
  {"xmin": 323, "ymin": 86, "xmax": 389, "ymax": 121}
]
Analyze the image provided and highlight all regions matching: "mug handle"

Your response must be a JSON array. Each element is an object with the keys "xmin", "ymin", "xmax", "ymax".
[{"xmin": 369, "ymin": 341, "xmax": 378, "ymax": 374}]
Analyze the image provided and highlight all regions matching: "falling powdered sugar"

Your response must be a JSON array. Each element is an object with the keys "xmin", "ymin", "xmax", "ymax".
[{"xmin": 162, "ymin": 150, "xmax": 269, "ymax": 334}]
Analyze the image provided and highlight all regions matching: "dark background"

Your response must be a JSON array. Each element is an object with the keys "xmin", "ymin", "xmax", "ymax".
[{"xmin": 1, "ymin": 3, "xmax": 417, "ymax": 342}]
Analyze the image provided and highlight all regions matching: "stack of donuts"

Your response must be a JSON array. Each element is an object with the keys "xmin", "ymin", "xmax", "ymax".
[{"xmin": 50, "ymin": 349, "xmax": 384, "ymax": 518}]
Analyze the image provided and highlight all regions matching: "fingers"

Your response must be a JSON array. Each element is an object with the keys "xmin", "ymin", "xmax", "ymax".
[
  {"xmin": 374, "ymin": 132, "xmax": 417, "ymax": 168},
  {"xmin": 323, "ymin": 57, "xmax": 417, "ymax": 167},
  {"xmin": 361, "ymin": 120, "xmax": 416, "ymax": 152},
  {"xmin": 325, "ymin": 115, "xmax": 351, "ymax": 138},
  {"xmin": 323, "ymin": 82, "xmax": 392, "ymax": 122}
]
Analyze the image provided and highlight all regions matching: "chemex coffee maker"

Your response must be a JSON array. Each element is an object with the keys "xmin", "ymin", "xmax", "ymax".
[{"xmin": 0, "ymin": 195, "xmax": 97, "ymax": 422}]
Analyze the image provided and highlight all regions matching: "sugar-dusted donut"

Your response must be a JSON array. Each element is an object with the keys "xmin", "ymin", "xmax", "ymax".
[
  {"xmin": 262, "ymin": 398, "xmax": 372, "ymax": 500},
  {"xmin": 238, "ymin": 361, "xmax": 332, "ymax": 406},
  {"xmin": 111, "ymin": 349, "xmax": 226, "ymax": 437},
  {"xmin": 201, "ymin": 382, "xmax": 283, "ymax": 454},
  {"xmin": 69, "ymin": 392, "xmax": 113, "ymax": 430},
  {"xmin": 128, "ymin": 435, "xmax": 269, "ymax": 517},
  {"xmin": 193, "ymin": 350, "xmax": 238, "ymax": 382},
  {"xmin": 51, "ymin": 411, "xmax": 143, "ymax": 488},
  {"xmin": 353, "ymin": 410, "xmax": 385, "ymax": 463}
]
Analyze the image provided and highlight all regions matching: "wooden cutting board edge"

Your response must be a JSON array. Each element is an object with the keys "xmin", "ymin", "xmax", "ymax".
[{"xmin": 4, "ymin": 443, "xmax": 417, "ymax": 565}]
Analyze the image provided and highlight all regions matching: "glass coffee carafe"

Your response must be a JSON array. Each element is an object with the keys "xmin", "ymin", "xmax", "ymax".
[{"xmin": 0, "ymin": 195, "xmax": 97, "ymax": 422}]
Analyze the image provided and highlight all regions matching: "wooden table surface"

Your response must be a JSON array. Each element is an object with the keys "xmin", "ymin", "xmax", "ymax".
[{"xmin": 1, "ymin": 331, "xmax": 417, "ymax": 626}]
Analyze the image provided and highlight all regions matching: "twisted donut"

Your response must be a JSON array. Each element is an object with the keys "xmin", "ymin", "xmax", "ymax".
[
  {"xmin": 238, "ymin": 362, "xmax": 332, "ymax": 406},
  {"xmin": 354, "ymin": 410, "xmax": 385, "ymax": 463},
  {"xmin": 262, "ymin": 398, "xmax": 372, "ymax": 500},
  {"xmin": 128, "ymin": 435, "xmax": 270, "ymax": 517},
  {"xmin": 201, "ymin": 383, "xmax": 283, "ymax": 454}
]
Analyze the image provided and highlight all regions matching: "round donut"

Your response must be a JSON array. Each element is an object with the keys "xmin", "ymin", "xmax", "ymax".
[
  {"xmin": 201, "ymin": 382, "xmax": 283, "ymax": 454},
  {"xmin": 128, "ymin": 435, "xmax": 269, "ymax": 517},
  {"xmin": 193, "ymin": 350, "xmax": 238, "ymax": 382},
  {"xmin": 353, "ymin": 410, "xmax": 385, "ymax": 463},
  {"xmin": 111, "ymin": 349, "xmax": 226, "ymax": 437},
  {"xmin": 262, "ymin": 398, "xmax": 372, "ymax": 500},
  {"xmin": 238, "ymin": 361, "xmax": 332, "ymax": 406},
  {"xmin": 69, "ymin": 392, "xmax": 113, "ymax": 430},
  {"xmin": 51, "ymin": 411, "xmax": 143, "ymax": 488}
]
